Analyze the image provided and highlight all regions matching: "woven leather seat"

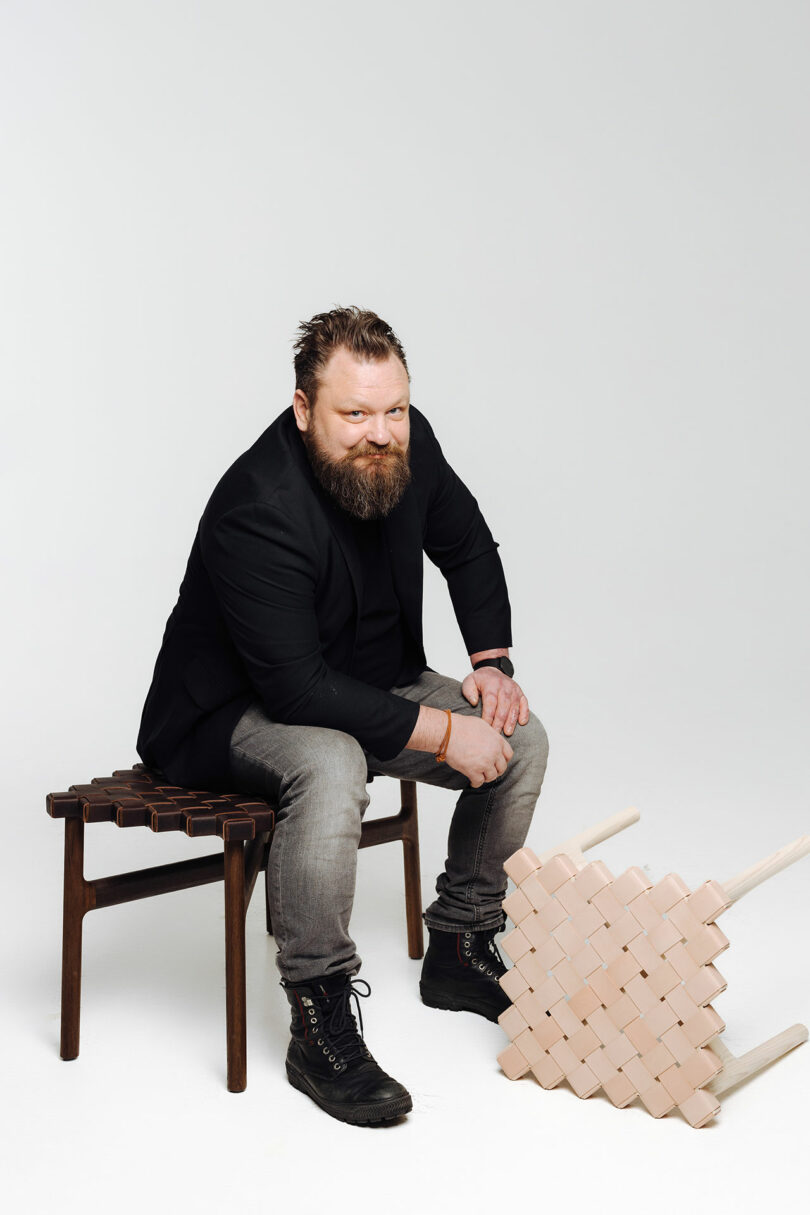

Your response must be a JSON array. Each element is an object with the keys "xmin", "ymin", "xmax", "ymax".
[{"xmin": 47, "ymin": 762, "xmax": 422, "ymax": 1091}]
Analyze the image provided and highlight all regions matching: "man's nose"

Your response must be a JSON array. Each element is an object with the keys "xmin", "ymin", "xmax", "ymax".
[{"xmin": 366, "ymin": 415, "xmax": 391, "ymax": 446}]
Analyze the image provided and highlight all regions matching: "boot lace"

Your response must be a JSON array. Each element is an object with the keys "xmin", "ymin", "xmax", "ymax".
[{"xmin": 320, "ymin": 978, "xmax": 373, "ymax": 1067}]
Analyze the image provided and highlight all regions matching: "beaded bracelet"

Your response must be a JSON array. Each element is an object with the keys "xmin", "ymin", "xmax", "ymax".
[{"xmin": 435, "ymin": 708, "xmax": 452, "ymax": 763}]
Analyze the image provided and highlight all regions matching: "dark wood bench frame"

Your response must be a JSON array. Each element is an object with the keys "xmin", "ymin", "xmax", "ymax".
[{"xmin": 48, "ymin": 768, "xmax": 422, "ymax": 1092}]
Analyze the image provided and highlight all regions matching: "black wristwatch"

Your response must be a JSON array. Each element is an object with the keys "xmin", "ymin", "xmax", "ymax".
[{"xmin": 473, "ymin": 656, "xmax": 514, "ymax": 678}]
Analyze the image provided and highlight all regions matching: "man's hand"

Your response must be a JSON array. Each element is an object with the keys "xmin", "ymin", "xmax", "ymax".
[
  {"xmin": 461, "ymin": 666, "xmax": 530, "ymax": 737},
  {"xmin": 406, "ymin": 704, "xmax": 513, "ymax": 787},
  {"xmin": 444, "ymin": 714, "xmax": 514, "ymax": 787}
]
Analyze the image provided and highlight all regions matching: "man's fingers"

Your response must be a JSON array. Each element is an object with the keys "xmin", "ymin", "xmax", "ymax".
[
  {"xmin": 491, "ymin": 709, "xmax": 508, "ymax": 735},
  {"xmin": 461, "ymin": 674, "xmax": 479, "ymax": 706},
  {"xmin": 503, "ymin": 702, "xmax": 520, "ymax": 736},
  {"xmin": 518, "ymin": 694, "xmax": 530, "ymax": 725},
  {"xmin": 501, "ymin": 737, "xmax": 514, "ymax": 762},
  {"xmin": 482, "ymin": 690, "xmax": 498, "ymax": 725}
]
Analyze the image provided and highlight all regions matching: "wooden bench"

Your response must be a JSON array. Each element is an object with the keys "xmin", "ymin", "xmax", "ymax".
[{"xmin": 47, "ymin": 763, "xmax": 423, "ymax": 1091}]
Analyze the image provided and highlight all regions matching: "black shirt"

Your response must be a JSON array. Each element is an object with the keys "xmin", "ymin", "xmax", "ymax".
[{"xmin": 349, "ymin": 516, "xmax": 409, "ymax": 689}]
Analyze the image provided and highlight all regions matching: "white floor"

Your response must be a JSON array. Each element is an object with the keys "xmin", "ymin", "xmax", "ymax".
[{"xmin": 4, "ymin": 780, "xmax": 808, "ymax": 1215}]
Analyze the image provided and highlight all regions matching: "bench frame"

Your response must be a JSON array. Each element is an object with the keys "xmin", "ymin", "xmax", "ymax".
[{"xmin": 53, "ymin": 775, "xmax": 422, "ymax": 1092}]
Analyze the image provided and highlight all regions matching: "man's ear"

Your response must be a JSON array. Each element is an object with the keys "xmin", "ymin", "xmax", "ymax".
[{"xmin": 292, "ymin": 390, "xmax": 312, "ymax": 432}]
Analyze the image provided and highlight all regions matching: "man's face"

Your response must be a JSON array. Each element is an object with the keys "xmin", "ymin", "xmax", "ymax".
[{"xmin": 293, "ymin": 348, "xmax": 412, "ymax": 520}]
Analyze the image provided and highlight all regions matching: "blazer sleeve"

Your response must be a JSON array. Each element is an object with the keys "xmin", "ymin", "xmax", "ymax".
[
  {"xmin": 199, "ymin": 501, "xmax": 420, "ymax": 760},
  {"xmin": 420, "ymin": 419, "xmax": 513, "ymax": 655}
]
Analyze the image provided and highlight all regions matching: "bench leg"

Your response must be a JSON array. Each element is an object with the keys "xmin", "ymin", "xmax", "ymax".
[
  {"xmin": 400, "ymin": 781, "xmax": 424, "ymax": 960},
  {"xmin": 61, "ymin": 816, "xmax": 88, "ymax": 1060},
  {"xmin": 224, "ymin": 839, "xmax": 247, "ymax": 1092},
  {"xmin": 243, "ymin": 829, "xmax": 270, "ymax": 918}
]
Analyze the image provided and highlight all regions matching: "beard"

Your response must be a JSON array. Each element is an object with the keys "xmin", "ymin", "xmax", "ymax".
[{"xmin": 300, "ymin": 424, "xmax": 412, "ymax": 521}]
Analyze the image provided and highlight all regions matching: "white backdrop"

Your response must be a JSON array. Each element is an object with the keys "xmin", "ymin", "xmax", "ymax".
[{"xmin": 2, "ymin": 2, "xmax": 808, "ymax": 1211}]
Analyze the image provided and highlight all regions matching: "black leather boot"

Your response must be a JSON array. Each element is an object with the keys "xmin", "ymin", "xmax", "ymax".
[
  {"xmin": 419, "ymin": 925, "xmax": 511, "ymax": 1022},
  {"xmin": 282, "ymin": 973, "xmax": 412, "ymax": 1125}
]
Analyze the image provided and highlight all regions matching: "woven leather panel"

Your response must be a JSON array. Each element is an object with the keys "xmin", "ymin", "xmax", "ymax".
[
  {"xmin": 46, "ymin": 763, "xmax": 274, "ymax": 842},
  {"xmin": 496, "ymin": 848, "xmax": 731, "ymax": 1128}
]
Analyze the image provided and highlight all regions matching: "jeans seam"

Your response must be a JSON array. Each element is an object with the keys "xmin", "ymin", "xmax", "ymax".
[
  {"xmin": 464, "ymin": 783, "xmax": 496, "ymax": 924},
  {"xmin": 230, "ymin": 743, "xmax": 290, "ymax": 956},
  {"xmin": 268, "ymin": 817, "xmax": 288, "ymax": 961}
]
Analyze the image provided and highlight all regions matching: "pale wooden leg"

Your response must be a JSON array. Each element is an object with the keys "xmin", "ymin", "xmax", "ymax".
[
  {"xmin": 708, "ymin": 1025, "xmax": 809, "ymax": 1096},
  {"xmin": 537, "ymin": 807, "xmax": 640, "ymax": 867},
  {"xmin": 720, "ymin": 834, "xmax": 810, "ymax": 903}
]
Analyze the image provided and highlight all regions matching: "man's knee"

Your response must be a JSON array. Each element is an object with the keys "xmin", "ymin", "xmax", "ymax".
[
  {"xmin": 509, "ymin": 711, "xmax": 549, "ymax": 791},
  {"xmin": 286, "ymin": 729, "xmax": 369, "ymax": 801}
]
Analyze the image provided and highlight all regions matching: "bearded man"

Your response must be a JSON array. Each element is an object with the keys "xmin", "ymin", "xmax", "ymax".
[{"xmin": 137, "ymin": 306, "xmax": 549, "ymax": 1125}]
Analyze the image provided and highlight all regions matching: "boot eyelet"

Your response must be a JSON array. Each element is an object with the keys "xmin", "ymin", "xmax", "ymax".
[
  {"xmin": 333, "ymin": 1063, "xmax": 341, "ymax": 1071},
  {"xmin": 323, "ymin": 1047, "xmax": 329, "ymax": 1054},
  {"xmin": 328, "ymin": 1055, "xmax": 336, "ymax": 1062},
  {"xmin": 317, "ymin": 1039, "xmax": 324, "ymax": 1045}
]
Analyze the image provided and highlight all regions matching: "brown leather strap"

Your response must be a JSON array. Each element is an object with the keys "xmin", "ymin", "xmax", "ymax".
[{"xmin": 434, "ymin": 709, "xmax": 452, "ymax": 763}]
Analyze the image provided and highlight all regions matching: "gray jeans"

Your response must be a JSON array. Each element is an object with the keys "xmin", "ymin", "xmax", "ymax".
[{"xmin": 228, "ymin": 668, "xmax": 549, "ymax": 983}]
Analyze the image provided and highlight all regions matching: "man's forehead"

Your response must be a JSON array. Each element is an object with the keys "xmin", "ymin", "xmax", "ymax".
[{"xmin": 320, "ymin": 348, "xmax": 409, "ymax": 400}]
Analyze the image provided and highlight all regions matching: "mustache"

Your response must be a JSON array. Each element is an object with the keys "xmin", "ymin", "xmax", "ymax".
[{"xmin": 347, "ymin": 440, "xmax": 408, "ymax": 461}]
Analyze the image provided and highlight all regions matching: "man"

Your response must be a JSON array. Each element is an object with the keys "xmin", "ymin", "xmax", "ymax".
[{"xmin": 137, "ymin": 306, "xmax": 549, "ymax": 1125}]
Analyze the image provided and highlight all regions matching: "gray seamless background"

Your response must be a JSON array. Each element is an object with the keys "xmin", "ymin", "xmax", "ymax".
[{"xmin": 2, "ymin": 2, "xmax": 808, "ymax": 1211}]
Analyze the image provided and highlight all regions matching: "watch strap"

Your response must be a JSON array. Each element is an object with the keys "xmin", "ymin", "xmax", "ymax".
[{"xmin": 472, "ymin": 656, "xmax": 514, "ymax": 677}]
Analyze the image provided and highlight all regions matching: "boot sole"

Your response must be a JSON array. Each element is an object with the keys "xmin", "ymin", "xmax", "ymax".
[
  {"xmin": 286, "ymin": 1061, "xmax": 413, "ymax": 1125},
  {"xmin": 419, "ymin": 981, "xmax": 503, "ymax": 1024}
]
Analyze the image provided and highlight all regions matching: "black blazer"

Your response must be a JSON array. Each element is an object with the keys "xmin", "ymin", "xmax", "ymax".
[{"xmin": 136, "ymin": 405, "xmax": 512, "ymax": 790}]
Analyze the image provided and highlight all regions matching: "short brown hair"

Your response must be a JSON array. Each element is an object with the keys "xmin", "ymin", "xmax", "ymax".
[{"xmin": 292, "ymin": 305, "xmax": 410, "ymax": 407}]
